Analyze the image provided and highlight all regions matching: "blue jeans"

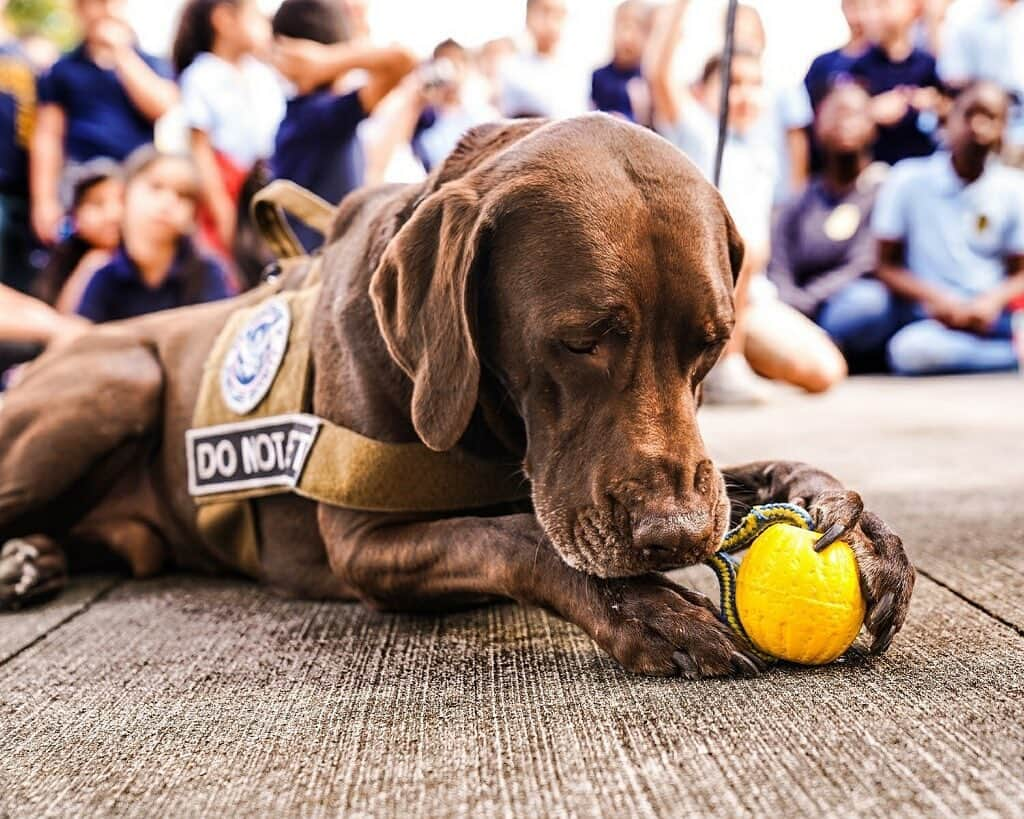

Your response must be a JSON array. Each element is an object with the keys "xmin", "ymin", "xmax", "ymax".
[
  {"xmin": 887, "ymin": 313, "xmax": 1017, "ymax": 375},
  {"xmin": 817, "ymin": 279, "xmax": 914, "ymax": 359},
  {"xmin": 817, "ymin": 278, "xmax": 1018, "ymax": 374}
]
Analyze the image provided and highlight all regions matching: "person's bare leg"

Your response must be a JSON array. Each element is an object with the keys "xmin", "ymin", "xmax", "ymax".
[{"xmin": 745, "ymin": 297, "xmax": 847, "ymax": 393}]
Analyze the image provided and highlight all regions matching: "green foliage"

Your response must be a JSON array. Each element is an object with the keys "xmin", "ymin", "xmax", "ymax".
[{"xmin": 6, "ymin": 0, "xmax": 78, "ymax": 48}]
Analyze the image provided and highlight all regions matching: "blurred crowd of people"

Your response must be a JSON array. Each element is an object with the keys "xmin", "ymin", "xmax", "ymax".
[{"xmin": 1, "ymin": 0, "xmax": 1023, "ymax": 400}]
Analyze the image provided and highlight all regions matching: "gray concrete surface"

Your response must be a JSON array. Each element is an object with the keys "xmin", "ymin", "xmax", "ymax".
[{"xmin": 1, "ymin": 375, "xmax": 1022, "ymax": 818}]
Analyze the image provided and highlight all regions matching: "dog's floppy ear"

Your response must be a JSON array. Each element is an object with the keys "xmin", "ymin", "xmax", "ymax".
[
  {"xmin": 725, "ymin": 211, "xmax": 745, "ymax": 286},
  {"xmin": 370, "ymin": 182, "xmax": 487, "ymax": 451}
]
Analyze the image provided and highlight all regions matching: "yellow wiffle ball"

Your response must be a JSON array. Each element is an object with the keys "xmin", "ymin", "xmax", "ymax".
[{"xmin": 736, "ymin": 523, "xmax": 865, "ymax": 665}]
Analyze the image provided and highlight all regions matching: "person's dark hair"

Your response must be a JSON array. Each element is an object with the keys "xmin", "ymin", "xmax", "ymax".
[
  {"xmin": 121, "ymin": 145, "xmax": 216, "ymax": 307},
  {"xmin": 433, "ymin": 38, "xmax": 464, "ymax": 61},
  {"xmin": 700, "ymin": 46, "xmax": 760, "ymax": 85},
  {"xmin": 814, "ymin": 74, "xmax": 871, "ymax": 111},
  {"xmin": 272, "ymin": 0, "xmax": 348, "ymax": 45},
  {"xmin": 36, "ymin": 235, "xmax": 93, "ymax": 306},
  {"xmin": 36, "ymin": 160, "xmax": 122, "ymax": 306},
  {"xmin": 950, "ymin": 78, "xmax": 1009, "ymax": 106},
  {"xmin": 172, "ymin": 0, "xmax": 242, "ymax": 76}
]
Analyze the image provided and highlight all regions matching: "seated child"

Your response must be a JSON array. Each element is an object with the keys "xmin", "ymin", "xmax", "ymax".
[
  {"xmin": 32, "ymin": 0, "xmax": 177, "ymax": 244},
  {"xmin": 872, "ymin": 81, "xmax": 1023, "ymax": 374},
  {"xmin": 269, "ymin": 0, "xmax": 415, "ymax": 251},
  {"xmin": 769, "ymin": 83, "xmax": 889, "ymax": 369},
  {"xmin": 75, "ymin": 147, "xmax": 232, "ymax": 323},
  {"xmin": 36, "ymin": 158, "xmax": 123, "ymax": 313}
]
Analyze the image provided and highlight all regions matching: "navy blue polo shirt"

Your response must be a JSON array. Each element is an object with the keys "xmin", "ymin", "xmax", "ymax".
[
  {"xmin": 804, "ymin": 48, "xmax": 862, "ymax": 109},
  {"xmin": 0, "ymin": 41, "xmax": 34, "ymax": 195},
  {"xmin": 850, "ymin": 45, "xmax": 941, "ymax": 165},
  {"xmin": 37, "ymin": 44, "xmax": 172, "ymax": 162},
  {"xmin": 76, "ymin": 241, "xmax": 232, "ymax": 323},
  {"xmin": 591, "ymin": 62, "xmax": 642, "ymax": 121},
  {"xmin": 271, "ymin": 88, "xmax": 368, "ymax": 251}
]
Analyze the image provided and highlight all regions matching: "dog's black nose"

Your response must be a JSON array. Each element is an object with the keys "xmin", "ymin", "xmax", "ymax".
[{"xmin": 631, "ymin": 498, "xmax": 716, "ymax": 561}]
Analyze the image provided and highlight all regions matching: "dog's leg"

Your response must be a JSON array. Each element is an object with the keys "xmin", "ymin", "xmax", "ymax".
[
  {"xmin": 0, "ymin": 335, "xmax": 163, "ymax": 609},
  {"xmin": 722, "ymin": 460, "xmax": 916, "ymax": 655},
  {"xmin": 319, "ymin": 508, "xmax": 764, "ymax": 678},
  {"xmin": 0, "ymin": 334, "xmax": 163, "ymax": 539}
]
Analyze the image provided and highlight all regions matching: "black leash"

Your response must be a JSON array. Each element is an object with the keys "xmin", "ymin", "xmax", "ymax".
[{"xmin": 712, "ymin": 0, "xmax": 739, "ymax": 187}]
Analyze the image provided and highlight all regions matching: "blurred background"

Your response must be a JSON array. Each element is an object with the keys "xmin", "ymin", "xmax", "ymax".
[
  {"xmin": 4, "ymin": 0, "xmax": 1023, "ymax": 393},
  {"xmin": 8, "ymin": 0, "xmax": 850, "ymax": 86}
]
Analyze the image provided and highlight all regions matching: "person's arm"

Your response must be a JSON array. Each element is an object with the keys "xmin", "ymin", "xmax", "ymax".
[
  {"xmin": 644, "ymin": 0, "xmax": 690, "ymax": 127},
  {"xmin": 876, "ymin": 238, "xmax": 968, "ymax": 327},
  {"xmin": 786, "ymin": 127, "xmax": 810, "ymax": 192},
  {"xmin": 93, "ymin": 20, "xmax": 178, "ymax": 122},
  {"xmin": 360, "ymin": 74, "xmax": 429, "ymax": 185},
  {"xmin": 0, "ymin": 284, "xmax": 88, "ymax": 344},
  {"xmin": 29, "ymin": 103, "xmax": 66, "ymax": 245},
  {"xmin": 273, "ymin": 38, "xmax": 417, "ymax": 115},
  {"xmin": 191, "ymin": 129, "xmax": 236, "ymax": 248}
]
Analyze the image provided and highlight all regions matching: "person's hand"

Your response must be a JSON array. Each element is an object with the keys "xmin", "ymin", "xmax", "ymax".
[
  {"xmin": 870, "ymin": 88, "xmax": 911, "ymax": 126},
  {"xmin": 31, "ymin": 198, "xmax": 64, "ymax": 246},
  {"xmin": 924, "ymin": 291, "xmax": 972, "ymax": 330},
  {"xmin": 962, "ymin": 292, "xmax": 1006, "ymax": 335},
  {"xmin": 90, "ymin": 17, "xmax": 135, "ymax": 66},
  {"xmin": 908, "ymin": 85, "xmax": 941, "ymax": 113},
  {"xmin": 47, "ymin": 315, "xmax": 90, "ymax": 349},
  {"xmin": 272, "ymin": 36, "xmax": 342, "ymax": 89}
]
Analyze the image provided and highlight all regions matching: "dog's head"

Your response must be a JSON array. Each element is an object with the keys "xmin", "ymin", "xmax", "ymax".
[{"xmin": 370, "ymin": 115, "xmax": 743, "ymax": 577}]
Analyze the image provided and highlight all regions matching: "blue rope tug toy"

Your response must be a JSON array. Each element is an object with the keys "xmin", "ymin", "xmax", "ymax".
[{"xmin": 705, "ymin": 503, "xmax": 866, "ymax": 666}]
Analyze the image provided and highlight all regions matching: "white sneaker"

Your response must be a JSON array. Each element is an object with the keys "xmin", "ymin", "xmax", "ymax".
[{"xmin": 701, "ymin": 354, "xmax": 774, "ymax": 406}]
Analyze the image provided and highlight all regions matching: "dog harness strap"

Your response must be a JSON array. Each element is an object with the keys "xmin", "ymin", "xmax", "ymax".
[
  {"xmin": 188, "ymin": 282, "xmax": 529, "ymax": 576},
  {"xmin": 296, "ymin": 424, "xmax": 526, "ymax": 512},
  {"xmin": 251, "ymin": 180, "xmax": 335, "ymax": 260}
]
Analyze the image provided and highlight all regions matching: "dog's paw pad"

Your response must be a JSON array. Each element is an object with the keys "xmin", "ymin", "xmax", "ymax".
[{"xmin": 0, "ymin": 538, "xmax": 67, "ymax": 610}]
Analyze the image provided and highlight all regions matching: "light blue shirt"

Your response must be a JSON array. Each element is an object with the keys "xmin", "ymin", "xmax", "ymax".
[
  {"xmin": 872, "ymin": 151, "xmax": 1024, "ymax": 298},
  {"xmin": 937, "ymin": 0, "xmax": 1024, "ymax": 144}
]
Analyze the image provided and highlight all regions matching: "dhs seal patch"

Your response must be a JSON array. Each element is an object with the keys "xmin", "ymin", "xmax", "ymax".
[{"xmin": 221, "ymin": 297, "xmax": 291, "ymax": 415}]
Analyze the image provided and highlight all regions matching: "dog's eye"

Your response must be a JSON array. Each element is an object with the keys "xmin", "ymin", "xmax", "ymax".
[{"xmin": 562, "ymin": 340, "xmax": 600, "ymax": 356}]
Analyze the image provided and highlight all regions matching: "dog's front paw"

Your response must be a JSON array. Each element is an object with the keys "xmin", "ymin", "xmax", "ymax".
[
  {"xmin": 845, "ymin": 511, "xmax": 916, "ymax": 655},
  {"xmin": 804, "ymin": 493, "xmax": 915, "ymax": 656},
  {"xmin": 585, "ymin": 574, "xmax": 766, "ymax": 678},
  {"xmin": 0, "ymin": 536, "xmax": 67, "ymax": 610}
]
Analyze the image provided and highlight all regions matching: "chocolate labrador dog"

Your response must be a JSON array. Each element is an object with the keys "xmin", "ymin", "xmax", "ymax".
[{"xmin": 0, "ymin": 116, "xmax": 914, "ymax": 677}]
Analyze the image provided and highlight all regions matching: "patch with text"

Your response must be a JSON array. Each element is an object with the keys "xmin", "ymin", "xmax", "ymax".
[{"xmin": 186, "ymin": 414, "xmax": 322, "ymax": 498}]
